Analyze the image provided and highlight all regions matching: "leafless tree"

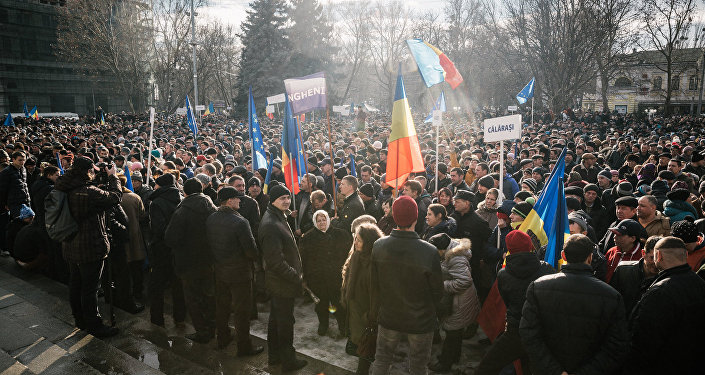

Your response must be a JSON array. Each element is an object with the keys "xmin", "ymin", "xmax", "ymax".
[
  {"xmin": 55, "ymin": 0, "xmax": 152, "ymax": 112},
  {"xmin": 332, "ymin": 1, "xmax": 370, "ymax": 102},
  {"xmin": 639, "ymin": 0, "xmax": 696, "ymax": 115}
]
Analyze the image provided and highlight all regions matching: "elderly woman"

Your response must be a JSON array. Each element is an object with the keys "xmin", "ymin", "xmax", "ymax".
[
  {"xmin": 299, "ymin": 210, "xmax": 352, "ymax": 337},
  {"xmin": 341, "ymin": 223, "xmax": 384, "ymax": 375},
  {"xmin": 428, "ymin": 234, "xmax": 480, "ymax": 373}
]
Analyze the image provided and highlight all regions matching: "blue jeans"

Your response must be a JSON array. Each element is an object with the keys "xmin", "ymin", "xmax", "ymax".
[{"xmin": 371, "ymin": 325, "xmax": 434, "ymax": 375}]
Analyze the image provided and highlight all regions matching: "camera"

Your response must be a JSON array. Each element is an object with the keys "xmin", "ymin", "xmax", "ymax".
[{"xmin": 93, "ymin": 162, "xmax": 113, "ymax": 185}]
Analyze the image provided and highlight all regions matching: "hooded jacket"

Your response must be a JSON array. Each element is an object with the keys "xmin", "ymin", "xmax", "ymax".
[
  {"xmin": 440, "ymin": 239, "xmax": 481, "ymax": 331},
  {"xmin": 497, "ymin": 252, "xmax": 555, "ymax": 329},
  {"xmin": 55, "ymin": 172, "xmax": 122, "ymax": 263},
  {"xmin": 164, "ymin": 192, "xmax": 216, "ymax": 276}
]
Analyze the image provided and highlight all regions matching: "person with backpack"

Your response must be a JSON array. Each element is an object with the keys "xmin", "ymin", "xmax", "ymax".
[{"xmin": 53, "ymin": 156, "xmax": 123, "ymax": 338}]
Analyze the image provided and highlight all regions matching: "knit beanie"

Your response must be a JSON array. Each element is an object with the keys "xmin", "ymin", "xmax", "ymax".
[
  {"xmin": 392, "ymin": 195, "xmax": 418, "ymax": 228},
  {"xmin": 269, "ymin": 184, "xmax": 291, "ymax": 203},
  {"xmin": 522, "ymin": 178, "xmax": 537, "ymax": 193},
  {"xmin": 155, "ymin": 173, "xmax": 175, "ymax": 188},
  {"xmin": 505, "ymin": 230, "xmax": 532, "ymax": 254},
  {"xmin": 616, "ymin": 181, "xmax": 633, "ymax": 197},
  {"xmin": 479, "ymin": 175, "xmax": 495, "ymax": 189},
  {"xmin": 583, "ymin": 183, "xmax": 599, "ymax": 194},
  {"xmin": 598, "ymin": 169, "xmax": 612, "ymax": 180},
  {"xmin": 429, "ymin": 233, "xmax": 452, "ymax": 251},
  {"xmin": 512, "ymin": 201, "xmax": 533, "ymax": 219},
  {"xmin": 183, "ymin": 178, "xmax": 202, "ymax": 195},
  {"xmin": 672, "ymin": 217, "xmax": 700, "ymax": 243}
]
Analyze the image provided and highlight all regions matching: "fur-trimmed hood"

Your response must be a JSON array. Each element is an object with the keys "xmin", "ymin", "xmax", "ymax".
[{"xmin": 444, "ymin": 238, "xmax": 472, "ymax": 261}]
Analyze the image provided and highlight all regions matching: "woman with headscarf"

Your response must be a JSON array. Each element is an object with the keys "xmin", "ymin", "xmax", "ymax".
[
  {"xmin": 476, "ymin": 188, "xmax": 501, "ymax": 230},
  {"xmin": 299, "ymin": 210, "xmax": 352, "ymax": 337},
  {"xmin": 340, "ymin": 223, "xmax": 384, "ymax": 375}
]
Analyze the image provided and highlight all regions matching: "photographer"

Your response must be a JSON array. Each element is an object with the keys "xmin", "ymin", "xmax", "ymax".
[{"xmin": 55, "ymin": 156, "xmax": 123, "ymax": 338}]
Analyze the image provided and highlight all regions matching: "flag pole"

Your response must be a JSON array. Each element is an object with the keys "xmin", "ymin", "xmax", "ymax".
[
  {"xmin": 435, "ymin": 120, "xmax": 439, "ymax": 194},
  {"xmin": 146, "ymin": 107, "xmax": 155, "ymax": 185},
  {"xmin": 498, "ymin": 141, "xmax": 504, "ymax": 249},
  {"xmin": 326, "ymin": 107, "xmax": 337, "ymax": 216},
  {"xmin": 531, "ymin": 97, "xmax": 534, "ymax": 127}
]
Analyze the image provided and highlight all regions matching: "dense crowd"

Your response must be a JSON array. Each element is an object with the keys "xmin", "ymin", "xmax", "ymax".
[{"xmin": 1, "ymin": 108, "xmax": 704, "ymax": 374}]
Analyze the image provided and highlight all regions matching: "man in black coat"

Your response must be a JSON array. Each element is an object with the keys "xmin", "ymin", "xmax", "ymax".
[
  {"xmin": 609, "ymin": 235, "xmax": 660, "ymax": 316},
  {"xmin": 165, "ymin": 178, "xmax": 217, "ymax": 343},
  {"xmin": 146, "ymin": 173, "xmax": 186, "ymax": 327},
  {"xmin": 451, "ymin": 189, "xmax": 492, "ymax": 301},
  {"xmin": 0, "ymin": 151, "xmax": 30, "ymax": 219},
  {"xmin": 332, "ymin": 175, "xmax": 364, "ymax": 233},
  {"xmin": 520, "ymin": 234, "xmax": 628, "ymax": 375},
  {"xmin": 226, "ymin": 175, "xmax": 260, "ymax": 237},
  {"xmin": 477, "ymin": 230, "xmax": 555, "ymax": 375},
  {"xmin": 370, "ymin": 195, "xmax": 443, "ymax": 375},
  {"xmin": 449, "ymin": 167, "xmax": 470, "ymax": 196},
  {"xmin": 206, "ymin": 187, "xmax": 263, "ymax": 356},
  {"xmin": 258, "ymin": 184, "xmax": 307, "ymax": 371},
  {"xmin": 624, "ymin": 236, "xmax": 705, "ymax": 375}
]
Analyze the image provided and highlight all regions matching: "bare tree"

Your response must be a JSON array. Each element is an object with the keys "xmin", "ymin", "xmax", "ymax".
[
  {"xmin": 364, "ymin": 0, "xmax": 414, "ymax": 109},
  {"xmin": 412, "ymin": 11, "xmax": 447, "ymax": 49},
  {"xmin": 55, "ymin": 0, "xmax": 151, "ymax": 112},
  {"xmin": 332, "ymin": 1, "xmax": 370, "ymax": 102},
  {"xmin": 497, "ymin": 0, "xmax": 606, "ymax": 112},
  {"xmin": 639, "ymin": 0, "xmax": 696, "ymax": 115},
  {"xmin": 594, "ymin": 0, "xmax": 636, "ymax": 112}
]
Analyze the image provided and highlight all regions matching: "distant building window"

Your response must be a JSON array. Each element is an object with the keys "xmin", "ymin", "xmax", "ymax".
[
  {"xmin": 615, "ymin": 77, "xmax": 632, "ymax": 87},
  {"xmin": 689, "ymin": 76, "xmax": 698, "ymax": 91},
  {"xmin": 653, "ymin": 76, "xmax": 663, "ymax": 89},
  {"xmin": 672, "ymin": 76, "xmax": 680, "ymax": 91},
  {"xmin": 640, "ymin": 87, "xmax": 649, "ymax": 95}
]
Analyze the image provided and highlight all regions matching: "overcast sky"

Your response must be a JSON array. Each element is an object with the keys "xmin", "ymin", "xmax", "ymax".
[{"xmin": 201, "ymin": 0, "xmax": 448, "ymax": 32}]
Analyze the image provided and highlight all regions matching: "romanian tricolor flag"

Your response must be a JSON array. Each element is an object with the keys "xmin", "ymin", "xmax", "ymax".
[
  {"xmin": 29, "ymin": 106, "xmax": 39, "ymax": 120},
  {"xmin": 406, "ymin": 39, "xmax": 463, "ymax": 89},
  {"xmin": 385, "ymin": 68, "xmax": 425, "ymax": 189},
  {"xmin": 100, "ymin": 112, "xmax": 105, "ymax": 125},
  {"xmin": 518, "ymin": 147, "xmax": 570, "ymax": 267},
  {"xmin": 263, "ymin": 157, "xmax": 274, "ymax": 195},
  {"xmin": 281, "ymin": 95, "xmax": 306, "ymax": 194},
  {"xmin": 202, "ymin": 102, "xmax": 214, "ymax": 117}
]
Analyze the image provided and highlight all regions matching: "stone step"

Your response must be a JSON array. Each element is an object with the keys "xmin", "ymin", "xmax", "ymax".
[
  {"xmin": 0, "ymin": 348, "xmax": 35, "ymax": 375},
  {"xmin": 0, "ymin": 257, "xmax": 357, "ymax": 374}
]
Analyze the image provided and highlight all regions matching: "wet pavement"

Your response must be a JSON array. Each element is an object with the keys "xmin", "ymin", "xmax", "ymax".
[{"xmin": 0, "ymin": 257, "xmax": 487, "ymax": 374}]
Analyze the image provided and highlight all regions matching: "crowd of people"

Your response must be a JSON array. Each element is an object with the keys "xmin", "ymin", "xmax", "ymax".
[{"xmin": 1, "ymin": 107, "xmax": 705, "ymax": 374}]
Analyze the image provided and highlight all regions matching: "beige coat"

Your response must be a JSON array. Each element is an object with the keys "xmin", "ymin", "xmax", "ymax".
[{"xmin": 120, "ymin": 190, "xmax": 147, "ymax": 262}]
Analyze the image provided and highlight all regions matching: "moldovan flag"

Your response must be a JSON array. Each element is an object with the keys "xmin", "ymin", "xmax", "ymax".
[{"xmin": 385, "ymin": 68, "xmax": 425, "ymax": 189}]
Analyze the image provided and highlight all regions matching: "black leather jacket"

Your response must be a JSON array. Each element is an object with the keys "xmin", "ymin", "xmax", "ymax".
[
  {"xmin": 258, "ymin": 205, "xmax": 303, "ymax": 298},
  {"xmin": 206, "ymin": 206, "xmax": 257, "ymax": 283}
]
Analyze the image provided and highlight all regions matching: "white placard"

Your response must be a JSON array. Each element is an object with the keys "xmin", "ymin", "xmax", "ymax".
[
  {"xmin": 432, "ymin": 110, "xmax": 443, "ymax": 126},
  {"xmin": 508, "ymin": 105, "xmax": 518, "ymax": 111},
  {"xmin": 149, "ymin": 107, "xmax": 155, "ymax": 125},
  {"xmin": 266, "ymin": 105, "xmax": 275, "ymax": 114},
  {"xmin": 483, "ymin": 114, "xmax": 522, "ymax": 142}
]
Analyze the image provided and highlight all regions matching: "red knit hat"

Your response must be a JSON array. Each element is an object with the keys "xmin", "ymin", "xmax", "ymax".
[
  {"xmin": 505, "ymin": 230, "xmax": 533, "ymax": 254},
  {"xmin": 497, "ymin": 211, "xmax": 510, "ymax": 222},
  {"xmin": 392, "ymin": 195, "xmax": 418, "ymax": 228}
]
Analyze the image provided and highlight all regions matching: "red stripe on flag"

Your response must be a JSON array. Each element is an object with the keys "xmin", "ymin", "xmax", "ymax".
[
  {"xmin": 438, "ymin": 53, "xmax": 463, "ymax": 89},
  {"xmin": 385, "ymin": 135, "xmax": 424, "ymax": 189}
]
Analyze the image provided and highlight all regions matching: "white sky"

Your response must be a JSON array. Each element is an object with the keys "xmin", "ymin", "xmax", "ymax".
[{"xmin": 201, "ymin": 0, "xmax": 448, "ymax": 32}]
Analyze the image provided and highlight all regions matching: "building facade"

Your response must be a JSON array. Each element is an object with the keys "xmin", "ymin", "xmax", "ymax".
[
  {"xmin": 583, "ymin": 48, "xmax": 703, "ymax": 115},
  {"xmin": 0, "ymin": 0, "xmax": 136, "ymax": 115}
]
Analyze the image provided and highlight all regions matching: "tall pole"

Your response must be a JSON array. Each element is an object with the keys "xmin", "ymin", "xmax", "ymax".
[
  {"xmin": 531, "ymin": 97, "xmax": 534, "ymax": 127},
  {"xmin": 698, "ymin": 49, "xmax": 705, "ymax": 115},
  {"xmin": 497, "ymin": 141, "xmax": 504, "ymax": 249},
  {"xmin": 326, "ymin": 108, "xmax": 337, "ymax": 216},
  {"xmin": 146, "ymin": 107, "xmax": 155, "ymax": 185},
  {"xmin": 190, "ymin": 0, "xmax": 199, "ymax": 117}
]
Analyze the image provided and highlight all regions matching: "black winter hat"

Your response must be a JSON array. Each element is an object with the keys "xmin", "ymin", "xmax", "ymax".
[
  {"xmin": 217, "ymin": 186, "xmax": 243, "ymax": 202},
  {"xmin": 183, "ymin": 178, "xmax": 203, "ymax": 195},
  {"xmin": 155, "ymin": 173, "xmax": 175, "ymax": 187},
  {"xmin": 360, "ymin": 183, "xmax": 374, "ymax": 198},
  {"xmin": 512, "ymin": 201, "xmax": 533, "ymax": 219},
  {"xmin": 671, "ymin": 217, "xmax": 700, "ymax": 243},
  {"xmin": 429, "ymin": 233, "xmax": 451, "ymax": 250},
  {"xmin": 335, "ymin": 167, "xmax": 348, "ymax": 180},
  {"xmin": 269, "ymin": 184, "xmax": 291, "ymax": 202}
]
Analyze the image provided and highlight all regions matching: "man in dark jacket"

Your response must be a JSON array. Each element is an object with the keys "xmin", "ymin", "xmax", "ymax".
[
  {"xmin": 0, "ymin": 150, "xmax": 30, "ymax": 219},
  {"xmin": 476, "ymin": 230, "xmax": 555, "ymax": 375},
  {"xmin": 609, "ymin": 235, "xmax": 660, "ymax": 316},
  {"xmin": 624, "ymin": 236, "xmax": 705, "ymax": 375},
  {"xmin": 206, "ymin": 187, "xmax": 263, "ymax": 356},
  {"xmin": 146, "ymin": 173, "xmax": 185, "ymax": 327},
  {"xmin": 226, "ymin": 175, "xmax": 260, "ymax": 237},
  {"xmin": 165, "ymin": 178, "xmax": 217, "ymax": 343},
  {"xmin": 520, "ymin": 234, "xmax": 628, "ymax": 375},
  {"xmin": 370, "ymin": 195, "xmax": 443, "ymax": 375},
  {"xmin": 332, "ymin": 175, "xmax": 364, "ymax": 233},
  {"xmin": 55, "ymin": 156, "xmax": 123, "ymax": 338},
  {"xmin": 403, "ymin": 179, "xmax": 431, "ymax": 235},
  {"xmin": 451, "ymin": 189, "xmax": 492, "ymax": 301},
  {"xmin": 258, "ymin": 184, "xmax": 307, "ymax": 371}
]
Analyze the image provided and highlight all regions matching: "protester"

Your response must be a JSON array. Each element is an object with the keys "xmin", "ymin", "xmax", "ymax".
[
  {"xmin": 520, "ymin": 234, "xmax": 627, "ymax": 374},
  {"xmin": 206, "ymin": 187, "xmax": 263, "ymax": 355},
  {"xmin": 55, "ymin": 156, "xmax": 123, "ymax": 337},
  {"xmin": 422, "ymin": 203, "xmax": 457, "ymax": 241},
  {"xmin": 369, "ymin": 195, "xmax": 443, "ymax": 375},
  {"xmin": 625, "ymin": 236, "xmax": 705, "ymax": 374},
  {"xmin": 259, "ymin": 184, "xmax": 307, "ymax": 371},
  {"xmin": 341, "ymin": 223, "xmax": 383, "ymax": 375},
  {"xmin": 609, "ymin": 235, "xmax": 661, "ymax": 315}
]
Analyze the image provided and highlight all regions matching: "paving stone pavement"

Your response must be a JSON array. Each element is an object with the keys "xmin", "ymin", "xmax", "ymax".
[{"xmin": 0, "ymin": 256, "xmax": 489, "ymax": 374}]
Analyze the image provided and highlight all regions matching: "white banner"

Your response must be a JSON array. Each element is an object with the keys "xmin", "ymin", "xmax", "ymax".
[
  {"xmin": 483, "ymin": 114, "xmax": 522, "ymax": 142},
  {"xmin": 266, "ymin": 105, "xmax": 275, "ymax": 114},
  {"xmin": 266, "ymin": 93, "xmax": 286, "ymax": 105},
  {"xmin": 432, "ymin": 110, "xmax": 443, "ymax": 126},
  {"xmin": 332, "ymin": 105, "xmax": 348, "ymax": 115}
]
